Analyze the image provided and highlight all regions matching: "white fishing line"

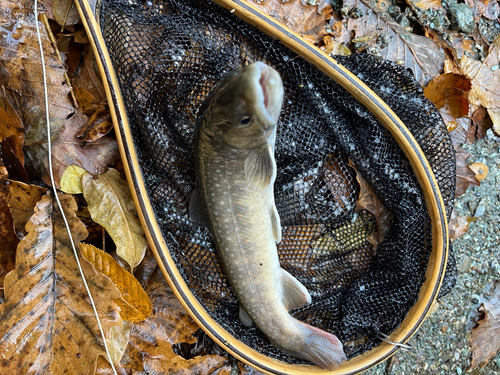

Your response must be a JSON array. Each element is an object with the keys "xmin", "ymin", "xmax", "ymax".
[{"xmin": 33, "ymin": 3, "xmax": 119, "ymax": 374}]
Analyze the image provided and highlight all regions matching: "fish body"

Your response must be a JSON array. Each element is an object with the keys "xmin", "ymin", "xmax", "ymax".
[{"xmin": 190, "ymin": 62, "xmax": 346, "ymax": 370}]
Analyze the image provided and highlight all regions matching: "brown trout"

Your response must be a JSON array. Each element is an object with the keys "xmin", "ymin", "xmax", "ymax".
[{"xmin": 190, "ymin": 62, "xmax": 346, "ymax": 370}]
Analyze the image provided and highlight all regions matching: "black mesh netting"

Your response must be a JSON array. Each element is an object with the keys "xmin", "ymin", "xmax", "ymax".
[{"xmin": 99, "ymin": 0, "xmax": 457, "ymax": 362}]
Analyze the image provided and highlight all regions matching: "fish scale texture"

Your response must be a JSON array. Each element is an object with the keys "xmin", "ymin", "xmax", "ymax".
[{"xmin": 99, "ymin": 0, "xmax": 457, "ymax": 361}]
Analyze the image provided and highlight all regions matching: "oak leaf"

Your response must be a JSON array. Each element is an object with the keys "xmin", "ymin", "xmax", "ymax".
[
  {"xmin": 470, "ymin": 281, "xmax": 500, "ymax": 368},
  {"xmin": 80, "ymin": 242, "xmax": 152, "ymax": 322},
  {"xmin": 345, "ymin": 0, "xmax": 445, "ymax": 86},
  {"xmin": 82, "ymin": 168, "xmax": 147, "ymax": 270},
  {"xmin": 0, "ymin": 192, "xmax": 124, "ymax": 375}
]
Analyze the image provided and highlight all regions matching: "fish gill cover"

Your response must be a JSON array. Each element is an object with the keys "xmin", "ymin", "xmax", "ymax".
[{"xmin": 99, "ymin": 0, "xmax": 457, "ymax": 361}]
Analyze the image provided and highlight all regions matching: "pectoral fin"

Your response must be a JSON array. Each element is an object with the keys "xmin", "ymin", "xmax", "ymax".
[
  {"xmin": 271, "ymin": 203, "xmax": 282, "ymax": 243},
  {"xmin": 281, "ymin": 268, "xmax": 311, "ymax": 311},
  {"xmin": 188, "ymin": 187, "xmax": 209, "ymax": 226},
  {"xmin": 244, "ymin": 143, "xmax": 276, "ymax": 189},
  {"xmin": 239, "ymin": 304, "xmax": 253, "ymax": 327}
]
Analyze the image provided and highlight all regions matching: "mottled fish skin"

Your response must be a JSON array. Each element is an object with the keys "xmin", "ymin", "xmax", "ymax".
[{"xmin": 190, "ymin": 62, "xmax": 346, "ymax": 370}]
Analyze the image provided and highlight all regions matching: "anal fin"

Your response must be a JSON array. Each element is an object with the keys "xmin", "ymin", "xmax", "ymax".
[
  {"xmin": 239, "ymin": 304, "xmax": 253, "ymax": 327},
  {"xmin": 281, "ymin": 268, "xmax": 311, "ymax": 311}
]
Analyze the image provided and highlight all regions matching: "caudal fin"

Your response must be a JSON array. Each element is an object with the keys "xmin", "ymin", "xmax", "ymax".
[{"xmin": 299, "ymin": 324, "xmax": 346, "ymax": 370}]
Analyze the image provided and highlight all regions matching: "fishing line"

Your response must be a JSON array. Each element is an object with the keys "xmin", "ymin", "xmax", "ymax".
[{"xmin": 34, "ymin": 3, "xmax": 119, "ymax": 374}]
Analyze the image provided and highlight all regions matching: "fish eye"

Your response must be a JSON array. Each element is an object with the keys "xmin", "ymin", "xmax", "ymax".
[{"xmin": 239, "ymin": 116, "xmax": 251, "ymax": 125}]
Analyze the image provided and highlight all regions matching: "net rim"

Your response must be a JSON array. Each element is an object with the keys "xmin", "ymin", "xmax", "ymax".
[{"xmin": 74, "ymin": 0, "xmax": 449, "ymax": 373}]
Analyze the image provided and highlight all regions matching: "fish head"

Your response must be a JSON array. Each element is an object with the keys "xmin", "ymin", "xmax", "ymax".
[{"xmin": 201, "ymin": 61, "xmax": 284, "ymax": 149}]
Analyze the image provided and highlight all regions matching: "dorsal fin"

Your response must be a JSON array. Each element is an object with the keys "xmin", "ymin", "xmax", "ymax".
[
  {"xmin": 244, "ymin": 142, "xmax": 276, "ymax": 189},
  {"xmin": 281, "ymin": 268, "xmax": 311, "ymax": 311}
]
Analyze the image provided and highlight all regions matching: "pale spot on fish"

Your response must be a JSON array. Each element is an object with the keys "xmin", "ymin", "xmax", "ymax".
[
  {"xmin": 238, "ymin": 201, "xmax": 243, "ymax": 205},
  {"xmin": 244, "ymin": 238, "xmax": 250, "ymax": 243},
  {"xmin": 234, "ymin": 180, "xmax": 240, "ymax": 184}
]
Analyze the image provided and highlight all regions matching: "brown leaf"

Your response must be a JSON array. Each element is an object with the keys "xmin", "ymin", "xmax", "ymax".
[
  {"xmin": 0, "ymin": 192, "xmax": 123, "ymax": 375},
  {"xmin": 53, "ymin": 0, "xmax": 82, "ymax": 27},
  {"xmin": 472, "ymin": 106, "xmax": 493, "ymax": 138},
  {"xmin": 77, "ymin": 103, "xmax": 114, "ymax": 142},
  {"xmin": 345, "ymin": 0, "xmax": 445, "ymax": 86},
  {"xmin": 80, "ymin": 242, "xmax": 152, "ymax": 322},
  {"xmin": 448, "ymin": 209, "xmax": 476, "ymax": 241},
  {"xmin": 448, "ymin": 117, "xmax": 475, "ymax": 146},
  {"xmin": 465, "ymin": 0, "xmax": 500, "ymax": 21},
  {"xmin": 424, "ymin": 73, "xmax": 471, "ymax": 125},
  {"xmin": 72, "ymin": 45, "xmax": 106, "ymax": 103},
  {"xmin": 351, "ymin": 162, "xmax": 393, "ymax": 245},
  {"xmin": 488, "ymin": 107, "xmax": 500, "ymax": 135},
  {"xmin": 461, "ymin": 37, "xmax": 500, "ymax": 109},
  {"xmin": 74, "ymin": 86, "xmax": 99, "ymax": 116},
  {"xmin": 469, "ymin": 162, "xmax": 489, "ymax": 181},
  {"xmin": 250, "ymin": 0, "xmax": 329, "ymax": 44},
  {"xmin": 117, "ymin": 265, "xmax": 228, "ymax": 373},
  {"xmin": 0, "ymin": 138, "xmax": 28, "ymax": 182},
  {"xmin": 0, "ymin": 180, "xmax": 19, "ymax": 286},
  {"xmin": 8, "ymin": 180, "xmax": 47, "ymax": 236},
  {"xmin": 23, "ymin": 108, "xmax": 119, "ymax": 187},
  {"xmin": 0, "ymin": 96, "xmax": 24, "ymax": 159},
  {"xmin": 0, "ymin": 0, "xmax": 74, "ymax": 124},
  {"xmin": 82, "ymin": 168, "xmax": 147, "ymax": 270},
  {"xmin": 455, "ymin": 147, "xmax": 480, "ymax": 197},
  {"xmin": 470, "ymin": 281, "xmax": 500, "ymax": 368}
]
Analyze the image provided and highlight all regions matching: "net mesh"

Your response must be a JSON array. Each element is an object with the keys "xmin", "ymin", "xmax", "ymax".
[{"xmin": 99, "ymin": 0, "xmax": 456, "ymax": 362}]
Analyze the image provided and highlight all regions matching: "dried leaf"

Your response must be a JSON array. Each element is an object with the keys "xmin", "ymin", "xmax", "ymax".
[
  {"xmin": 472, "ymin": 106, "xmax": 493, "ymax": 138},
  {"xmin": 53, "ymin": 0, "xmax": 82, "ymax": 27},
  {"xmin": 117, "ymin": 266, "xmax": 228, "ymax": 373},
  {"xmin": 0, "ymin": 193, "xmax": 123, "ymax": 375},
  {"xmin": 352, "ymin": 164, "xmax": 393, "ymax": 245},
  {"xmin": 469, "ymin": 162, "xmax": 489, "ymax": 181},
  {"xmin": 470, "ymin": 281, "xmax": 500, "ymax": 368},
  {"xmin": 82, "ymin": 168, "xmax": 147, "ymax": 270},
  {"xmin": 80, "ymin": 242, "xmax": 152, "ymax": 322},
  {"xmin": 345, "ymin": 0, "xmax": 444, "ymax": 86},
  {"xmin": 449, "ymin": 209, "xmax": 476, "ymax": 241},
  {"xmin": 424, "ymin": 73, "xmax": 471, "ymax": 125},
  {"xmin": 108, "ymin": 322, "xmax": 133, "ymax": 366},
  {"xmin": 0, "ymin": 181, "xmax": 19, "ymax": 286},
  {"xmin": 448, "ymin": 117, "xmax": 476, "ymax": 146},
  {"xmin": 72, "ymin": 45, "xmax": 106, "ymax": 103},
  {"xmin": 488, "ymin": 107, "xmax": 500, "ymax": 135},
  {"xmin": 74, "ymin": 86, "xmax": 99, "ymax": 116},
  {"xmin": 0, "ymin": 138, "xmax": 28, "ymax": 182},
  {"xmin": 250, "ymin": 0, "xmax": 329, "ymax": 43},
  {"xmin": 408, "ymin": 0, "xmax": 444, "ymax": 11},
  {"xmin": 8, "ymin": 180, "xmax": 47, "ymax": 236},
  {"xmin": 0, "ymin": 96, "xmax": 25, "ymax": 163},
  {"xmin": 60, "ymin": 164, "xmax": 87, "ymax": 194},
  {"xmin": 461, "ymin": 37, "xmax": 500, "ymax": 109},
  {"xmin": 77, "ymin": 103, "xmax": 114, "ymax": 142},
  {"xmin": 455, "ymin": 147, "xmax": 480, "ymax": 196},
  {"xmin": 24, "ymin": 108, "xmax": 119, "ymax": 188}
]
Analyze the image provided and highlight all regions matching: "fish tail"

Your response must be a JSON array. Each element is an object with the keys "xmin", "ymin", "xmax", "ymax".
[{"xmin": 295, "ymin": 323, "xmax": 347, "ymax": 370}]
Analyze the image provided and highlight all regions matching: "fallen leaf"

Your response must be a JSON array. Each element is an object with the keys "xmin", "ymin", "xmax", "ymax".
[
  {"xmin": 0, "ymin": 192, "xmax": 123, "ymax": 375},
  {"xmin": 455, "ymin": 147, "xmax": 480, "ymax": 196},
  {"xmin": 424, "ymin": 73, "xmax": 471, "ymax": 125},
  {"xmin": 488, "ymin": 107, "xmax": 500, "ymax": 135},
  {"xmin": 345, "ymin": 0, "xmax": 445, "ymax": 86},
  {"xmin": 468, "ymin": 162, "xmax": 489, "ymax": 181},
  {"xmin": 82, "ymin": 168, "xmax": 147, "ymax": 270},
  {"xmin": 351, "ymin": 163, "xmax": 393, "ymax": 245},
  {"xmin": 60, "ymin": 164, "xmax": 87, "ymax": 194},
  {"xmin": 408, "ymin": 0, "xmax": 444, "ymax": 11},
  {"xmin": 53, "ymin": 0, "xmax": 82, "ymax": 27},
  {"xmin": 23, "ymin": 108, "xmax": 119, "ymax": 188},
  {"xmin": 7, "ymin": 180, "xmax": 47, "ymax": 236},
  {"xmin": 72, "ymin": 45, "xmax": 106, "ymax": 103},
  {"xmin": 461, "ymin": 37, "xmax": 500, "ymax": 109},
  {"xmin": 0, "ymin": 181, "xmax": 19, "ymax": 287},
  {"xmin": 74, "ymin": 86, "xmax": 99, "ymax": 116},
  {"xmin": 250, "ymin": 0, "xmax": 330, "ymax": 43},
  {"xmin": 470, "ymin": 280, "xmax": 500, "ymax": 368},
  {"xmin": 465, "ymin": 0, "xmax": 500, "ymax": 21},
  {"xmin": 448, "ymin": 209, "xmax": 477, "ymax": 241},
  {"xmin": 77, "ymin": 103, "xmax": 114, "ymax": 142},
  {"xmin": 118, "ymin": 265, "xmax": 228, "ymax": 373},
  {"xmin": 472, "ymin": 106, "xmax": 493, "ymax": 138},
  {"xmin": 0, "ymin": 96, "xmax": 25, "ymax": 164},
  {"xmin": 0, "ymin": 138, "xmax": 28, "ymax": 182},
  {"xmin": 80, "ymin": 242, "xmax": 152, "ymax": 322}
]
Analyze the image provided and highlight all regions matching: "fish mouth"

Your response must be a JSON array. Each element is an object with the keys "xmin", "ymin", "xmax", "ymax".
[{"xmin": 251, "ymin": 62, "xmax": 283, "ymax": 129}]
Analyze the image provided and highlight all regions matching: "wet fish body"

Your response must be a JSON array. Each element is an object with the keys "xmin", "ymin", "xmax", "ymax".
[{"xmin": 190, "ymin": 62, "xmax": 346, "ymax": 370}]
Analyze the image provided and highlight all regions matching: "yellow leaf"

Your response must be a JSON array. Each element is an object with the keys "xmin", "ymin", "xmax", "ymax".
[
  {"xmin": 0, "ymin": 192, "xmax": 123, "ymax": 375},
  {"xmin": 80, "ymin": 242, "xmax": 152, "ymax": 322},
  {"xmin": 82, "ymin": 168, "xmax": 147, "ymax": 270},
  {"xmin": 60, "ymin": 164, "xmax": 87, "ymax": 194},
  {"xmin": 108, "ymin": 322, "xmax": 133, "ymax": 365}
]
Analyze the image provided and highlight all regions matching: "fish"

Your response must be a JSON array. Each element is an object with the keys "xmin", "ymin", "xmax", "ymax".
[{"xmin": 189, "ymin": 61, "xmax": 346, "ymax": 370}]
